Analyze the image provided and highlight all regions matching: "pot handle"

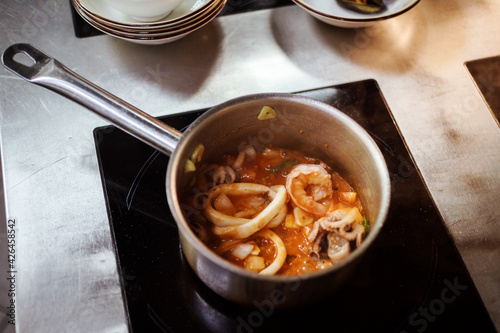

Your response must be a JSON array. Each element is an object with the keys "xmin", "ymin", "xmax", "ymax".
[{"xmin": 2, "ymin": 43, "xmax": 182, "ymax": 156}]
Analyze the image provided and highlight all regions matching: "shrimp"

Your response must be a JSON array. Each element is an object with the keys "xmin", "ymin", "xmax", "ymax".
[{"xmin": 285, "ymin": 164, "xmax": 333, "ymax": 216}]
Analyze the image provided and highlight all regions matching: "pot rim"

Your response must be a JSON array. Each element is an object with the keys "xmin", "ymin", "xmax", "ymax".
[{"xmin": 166, "ymin": 92, "xmax": 391, "ymax": 282}]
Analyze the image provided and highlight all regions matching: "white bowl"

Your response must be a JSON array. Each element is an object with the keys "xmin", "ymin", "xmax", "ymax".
[
  {"xmin": 75, "ymin": 0, "xmax": 215, "ymax": 28},
  {"xmin": 102, "ymin": 0, "xmax": 185, "ymax": 22},
  {"xmin": 72, "ymin": 0, "xmax": 226, "ymax": 44},
  {"xmin": 292, "ymin": 0, "xmax": 421, "ymax": 28},
  {"xmin": 76, "ymin": 0, "xmax": 220, "ymax": 33}
]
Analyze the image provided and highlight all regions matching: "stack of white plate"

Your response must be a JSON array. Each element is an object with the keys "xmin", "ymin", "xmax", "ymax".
[{"xmin": 72, "ymin": 0, "xmax": 227, "ymax": 45}]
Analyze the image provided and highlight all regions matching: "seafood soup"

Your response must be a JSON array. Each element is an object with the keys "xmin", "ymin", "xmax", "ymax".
[{"xmin": 183, "ymin": 145, "xmax": 370, "ymax": 276}]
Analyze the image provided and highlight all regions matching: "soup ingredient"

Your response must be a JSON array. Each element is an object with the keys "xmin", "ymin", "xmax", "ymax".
[
  {"xmin": 205, "ymin": 183, "xmax": 287, "ymax": 238},
  {"xmin": 269, "ymin": 158, "xmax": 299, "ymax": 173},
  {"xmin": 184, "ymin": 159, "xmax": 196, "ymax": 174},
  {"xmin": 254, "ymin": 229, "xmax": 287, "ymax": 275},
  {"xmin": 326, "ymin": 233, "xmax": 350, "ymax": 263},
  {"xmin": 191, "ymin": 143, "xmax": 205, "ymax": 163},
  {"xmin": 231, "ymin": 243, "xmax": 256, "ymax": 260},
  {"xmin": 286, "ymin": 164, "xmax": 333, "ymax": 216},
  {"xmin": 212, "ymin": 165, "xmax": 236, "ymax": 185},
  {"xmin": 293, "ymin": 207, "xmax": 314, "ymax": 226},
  {"xmin": 362, "ymin": 217, "xmax": 370, "ymax": 233},
  {"xmin": 338, "ymin": 0, "xmax": 385, "ymax": 13},
  {"xmin": 185, "ymin": 144, "xmax": 205, "ymax": 174},
  {"xmin": 245, "ymin": 255, "xmax": 266, "ymax": 271},
  {"xmin": 339, "ymin": 191, "xmax": 357, "ymax": 205},
  {"xmin": 257, "ymin": 106, "xmax": 277, "ymax": 120}
]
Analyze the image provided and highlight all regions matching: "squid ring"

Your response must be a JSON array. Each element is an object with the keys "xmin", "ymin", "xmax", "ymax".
[
  {"xmin": 211, "ymin": 185, "xmax": 287, "ymax": 239},
  {"xmin": 204, "ymin": 183, "xmax": 277, "ymax": 227},
  {"xmin": 255, "ymin": 228, "xmax": 287, "ymax": 276}
]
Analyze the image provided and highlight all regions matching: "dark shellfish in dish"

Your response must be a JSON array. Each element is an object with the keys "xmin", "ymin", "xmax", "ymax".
[{"xmin": 338, "ymin": 0, "xmax": 385, "ymax": 13}]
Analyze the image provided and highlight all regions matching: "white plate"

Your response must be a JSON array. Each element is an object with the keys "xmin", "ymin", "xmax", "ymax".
[
  {"xmin": 76, "ymin": 0, "xmax": 216, "ymax": 28},
  {"xmin": 292, "ymin": 0, "xmax": 420, "ymax": 28},
  {"xmin": 73, "ymin": 0, "xmax": 226, "ymax": 44},
  {"xmin": 75, "ymin": 0, "xmax": 221, "ymax": 34}
]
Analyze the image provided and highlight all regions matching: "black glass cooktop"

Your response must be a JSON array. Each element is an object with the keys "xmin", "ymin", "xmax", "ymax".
[
  {"xmin": 466, "ymin": 56, "xmax": 500, "ymax": 126},
  {"xmin": 70, "ymin": 0, "xmax": 294, "ymax": 38},
  {"xmin": 94, "ymin": 80, "xmax": 495, "ymax": 333}
]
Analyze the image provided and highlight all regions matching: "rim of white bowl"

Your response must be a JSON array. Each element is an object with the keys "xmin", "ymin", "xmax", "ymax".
[
  {"xmin": 76, "ymin": 0, "xmax": 222, "ymax": 34},
  {"xmin": 73, "ymin": 0, "xmax": 225, "ymax": 40},
  {"xmin": 74, "ymin": 0, "xmax": 218, "ymax": 28},
  {"xmin": 292, "ymin": 0, "xmax": 421, "ymax": 23}
]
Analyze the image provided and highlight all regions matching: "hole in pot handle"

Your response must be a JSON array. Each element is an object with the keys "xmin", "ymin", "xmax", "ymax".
[{"xmin": 2, "ymin": 43, "xmax": 182, "ymax": 156}]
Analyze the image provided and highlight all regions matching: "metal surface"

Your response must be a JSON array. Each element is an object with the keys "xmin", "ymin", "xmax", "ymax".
[
  {"xmin": 2, "ymin": 43, "xmax": 182, "ymax": 156},
  {"xmin": 0, "ymin": 0, "xmax": 499, "ymax": 332},
  {"xmin": 166, "ymin": 93, "xmax": 391, "ymax": 307}
]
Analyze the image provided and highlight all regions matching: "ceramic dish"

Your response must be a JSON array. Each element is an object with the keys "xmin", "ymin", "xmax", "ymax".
[
  {"xmin": 74, "ymin": 0, "xmax": 223, "ymax": 37},
  {"xmin": 292, "ymin": 0, "xmax": 421, "ymax": 28},
  {"xmin": 72, "ymin": 0, "xmax": 226, "ymax": 44},
  {"xmin": 75, "ymin": 0, "xmax": 216, "ymax": 29},
  {"xmin": 101, "ymin": 0, "xmax": 185, "ymax": 22},
  {"xmin": 74, "ymin": 0, "xmax": 221, "ymax": 35}
]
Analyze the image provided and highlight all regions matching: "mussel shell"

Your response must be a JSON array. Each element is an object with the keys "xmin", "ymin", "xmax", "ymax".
[{"xmin": 338, "ymin": 0, "xmax": 385, "ymax": 13}]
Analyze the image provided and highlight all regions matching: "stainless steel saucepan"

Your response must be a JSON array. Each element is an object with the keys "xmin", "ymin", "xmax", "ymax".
[{"xmin": 2, "ymin": 43, "xmax": 391, "ymax": 308}]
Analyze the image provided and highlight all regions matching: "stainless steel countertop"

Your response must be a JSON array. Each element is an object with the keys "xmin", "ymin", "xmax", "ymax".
[{"xmin": 0, "ymin": 0, "xmax": 499, "ymax": 332}]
